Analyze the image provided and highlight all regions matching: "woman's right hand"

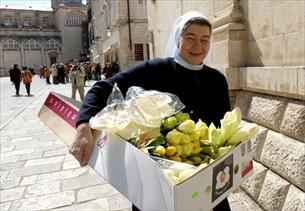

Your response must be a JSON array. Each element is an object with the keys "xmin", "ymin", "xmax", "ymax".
[{"xmin": 70, "ymin": 123, "xmax": 95, "ymax": 166}]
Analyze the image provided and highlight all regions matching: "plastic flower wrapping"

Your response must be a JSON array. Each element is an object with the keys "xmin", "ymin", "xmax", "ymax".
[{"xmin": 90, "ymin": 84, "xmax": 258, "ymax": 184}]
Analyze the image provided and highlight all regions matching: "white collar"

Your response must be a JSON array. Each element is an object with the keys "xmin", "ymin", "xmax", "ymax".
[{"xmin": 174, "ymin": 51, "xmax": 204, "ymax": 70}]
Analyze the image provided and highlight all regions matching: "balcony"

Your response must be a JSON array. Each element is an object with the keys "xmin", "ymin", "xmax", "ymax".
[
  {"xmin": 0, "ymin": 23, "xmax": 57, "ymax": 30},
  {"xmin": 0, "ymin": 27, "xmax": 61, "ymax": 38}
]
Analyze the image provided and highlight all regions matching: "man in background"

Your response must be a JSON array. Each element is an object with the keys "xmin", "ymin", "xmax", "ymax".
[{"xmin": 9, "ymin": 64, "xmax": 22, "ymax": 96}]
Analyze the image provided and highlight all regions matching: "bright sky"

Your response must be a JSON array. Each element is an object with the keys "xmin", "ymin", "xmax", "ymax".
[{"xmin": 0, "ymin": 0, "xmax": 86, "ymax": 11}]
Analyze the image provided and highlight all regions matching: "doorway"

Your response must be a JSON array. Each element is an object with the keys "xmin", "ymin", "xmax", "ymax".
[{"xmin": 50, "ymin": 56, "xmax": 56, "ymax": 65}]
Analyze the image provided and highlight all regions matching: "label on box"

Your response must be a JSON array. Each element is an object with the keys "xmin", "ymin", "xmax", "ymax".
[
  {"xmin": 212, "ymin": 154, "xmax": 233, "ymax": 202},
  {"xmin": 44, "ymin": 93, "xmax": 78, "ymax": 128}
]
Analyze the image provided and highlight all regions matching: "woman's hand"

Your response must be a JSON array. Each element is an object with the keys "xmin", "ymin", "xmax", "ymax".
[{"xmin": 70, "ymin": 123, "xmax": 95, "ymax": 166}]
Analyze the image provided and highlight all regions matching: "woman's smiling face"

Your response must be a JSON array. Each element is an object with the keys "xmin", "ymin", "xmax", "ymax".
[{"xmin": 178, "ymin": 23, "xmax": 211, "ymax": 65}]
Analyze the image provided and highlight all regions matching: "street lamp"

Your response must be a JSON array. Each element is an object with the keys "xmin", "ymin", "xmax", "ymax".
[{"xmin": 106, "ymin": 27, "xmax": 111, "ymax": 37}]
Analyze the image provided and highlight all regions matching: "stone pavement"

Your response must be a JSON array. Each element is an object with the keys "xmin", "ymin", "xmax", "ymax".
[{"xmin": 0, "ymin": 76, "xmax": 131, "ymax": 211}]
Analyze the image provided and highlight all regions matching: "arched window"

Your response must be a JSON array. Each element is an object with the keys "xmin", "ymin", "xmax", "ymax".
[
  {"xmin": 31, "ymin": 40, "xmax": 39, "ymax": 49},
  {"xmin": 46, "ymin": 39, "xmax": 58, "ymax": 49},
  {"xmin": 3, "ymin": 39, "xmax": 19, "ymax": 49},
  {"xmin": 24, "ymin": 40, "xmax": 30, "ymax": 49},
  {"xmin": 24, "ymin": 39, "xmax": 40, "ymax": 50}
]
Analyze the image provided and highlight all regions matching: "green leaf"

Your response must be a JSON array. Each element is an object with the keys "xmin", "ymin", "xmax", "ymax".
[{"xmin": 146, "ymin": 135, "xmax": 166, "ymax": 147}]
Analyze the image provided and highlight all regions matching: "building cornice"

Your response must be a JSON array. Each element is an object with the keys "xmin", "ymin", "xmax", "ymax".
[
  {"xmin": 0, "ymin": 8, "xmax": 53, "ymax": 13},
  {"xmin": 0, "ymin": 30, "xmax": 61, "ymax": 38},
  {"xmin": 117, "ymin": 18, "xmax": 148, "ymax": 26}
]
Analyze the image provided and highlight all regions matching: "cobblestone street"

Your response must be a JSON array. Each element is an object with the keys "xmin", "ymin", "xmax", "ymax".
[{"xmin": 0, "ymin": 76, "xmax": 131, "ymax": 211}]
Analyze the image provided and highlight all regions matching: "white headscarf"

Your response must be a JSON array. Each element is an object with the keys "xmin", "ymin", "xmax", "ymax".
[{"xmin": 165, "ymin": 11, "xmax": 210, "ymax": 70}]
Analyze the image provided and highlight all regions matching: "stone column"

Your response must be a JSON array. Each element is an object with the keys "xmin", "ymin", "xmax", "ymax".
[
  {"xmin": 208, "ymin": 0, "xmax": 246, "ymax": 103},
  {"xmin": 20, "ymin": 39, "xmax": 25, "ymax": 67},
  {"xmin": 41, "ymin": 40, "xmax": 46, "ymax": 66}
]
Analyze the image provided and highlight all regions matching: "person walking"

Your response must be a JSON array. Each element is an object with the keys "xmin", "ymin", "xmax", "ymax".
[
  {"xmin": 64, "ymin": 63, "xmax": 71, "ymax": 83},
  {"xmin": 70, "ymin": 64, "xmax": 86, "ymax": 101},
  {"xmin": 21, "ymin": 66, "xmax": 33, "ymax": 96},
  {"xmin": 102, "ymin": 62, "xmax": 113, "ymax": 79},
  {"xmin": 44, "ymin": 66, "xmax": 51, "ymax": 84},
  {"xmin": 57, "ymin": 63, "xmax": 65, "ymax": 84},
  {"xmin": 95, "ymin": 63, "xmax": 102, "ymax": 80},
  {"xmin": 9, "ymin": 64, "xmax": 22, "ymax": 96},
  {"xmin": 9, "ymin": 65, "xmax": 14, "ymax": 84},
  {"xmin": 39, "ymin": 65, "xmax": 44, "ymax": 78},
  {"xmin": 70, "ymin": 11, "xmax": 231, "ymax": 211},
  {"xmin": 111, "ymin": 61, "xmax": 120, "ymax": 76},
  {"xmin": 50, "ymin": 64, "xmax": 57, "ymax": 84}
]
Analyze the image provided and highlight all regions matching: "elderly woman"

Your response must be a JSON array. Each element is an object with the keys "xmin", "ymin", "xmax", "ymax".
[{"xmin": 71, "ymin": 11, "xmax": 231, "ymax": 211}]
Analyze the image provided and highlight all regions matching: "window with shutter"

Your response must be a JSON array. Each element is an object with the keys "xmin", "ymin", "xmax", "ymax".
[
  {"xmin": 134, "ymin": 43, "xmax": 144, "ymax": 61},
  {"xmin": 5, "ymin": 39, "xmax": 19, "ymax": 49}
]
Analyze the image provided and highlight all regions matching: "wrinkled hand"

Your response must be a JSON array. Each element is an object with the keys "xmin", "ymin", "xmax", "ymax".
[{"xmin": 70, "ymin": 123, "xmax": 95, "ymax": 166}]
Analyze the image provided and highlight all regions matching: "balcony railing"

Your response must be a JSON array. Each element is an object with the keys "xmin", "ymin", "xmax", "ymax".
[
  {"xmin": 0, "ymin": 23, "xmax": 56, "ymax": 30},
  {"xmin": 0, "ymin": 28, "xmax": 61, "ymax": 37}
]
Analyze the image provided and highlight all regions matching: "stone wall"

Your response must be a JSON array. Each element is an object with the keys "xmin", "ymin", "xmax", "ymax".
[
  {"xmin": 230, "ymin": 91, "xmax": 305, "ymax": 211},
  {"xmin": 0, "ymin": 9, "xmax": 62, "ymax": 75},
  {"xmin": 241, "ymin": 0, "xmax": 305, "ymax": 66},
  {"xmin": 54, "ymin": 6, "xmax": 86, "ymax": 63},
  {"xmin": 23, "ymin": 50, "xmax": 44, "ymax": 68},
  {"xmin": 119, "ymin": 21, "xmax": 149, "ymax": 69}
]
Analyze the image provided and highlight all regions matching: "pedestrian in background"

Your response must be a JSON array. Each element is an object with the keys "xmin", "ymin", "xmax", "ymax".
[
  {"xmin": 102, "ymin": 62, "xmax": 113, "ymax": 79},
  {"xmin": 64, "ymin": 63, "xmax": 71, "ymax": 83},
  {"xmin": 70, "ymin": 64, "xmax": 86, "ymax": 101},
  {"xmin": 50, "ymin": 64, "xmax": 58, "ymax": 84},
  {"xmin": 9, "ymin": 65, "xmax": 14, "ymax": 84},
  {"xmin": 57, "ymin": 63, "xmax": 65, "ymax": 84},
  {"xmin": 21, "ymin": 66, "xmax": 33, "ymax": 96},
  {"xmin": 44, "ymin": 66, "xmax": 51, "ymax": 84},
  {"xmin": 111, "ymin": 61, "xmax": 120, "ymax": 76},
  {"xmin": 9, "ymin": 64, "xmax": 22, "ymax": 96},
  {"xmin": 29, "ymin": 67, "xmax": 35, "ymax": 75},
  {"xmin": 95, "ymin": 63, "xmax": 102, "ymax": 80},
  {"xmin": 39, "ymin": 65, "xmax": 44, "ymax": 78}
]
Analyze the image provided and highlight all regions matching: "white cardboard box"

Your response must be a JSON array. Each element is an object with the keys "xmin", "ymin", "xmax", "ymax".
[{"xmin": 39, "ymin": 92, "xmax": 254, "ymax": 211}]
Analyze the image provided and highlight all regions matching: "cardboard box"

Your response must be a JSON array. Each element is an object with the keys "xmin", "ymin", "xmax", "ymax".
[
  {"xmin": 38, "ymin": 92, "xmax": 81, "ymax": 145},
  {"xmin": 39, "ymin": 92, "xmax": 254, "ymax": 211}
]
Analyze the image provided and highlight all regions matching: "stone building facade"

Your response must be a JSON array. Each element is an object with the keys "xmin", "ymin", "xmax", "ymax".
[
  {"xmin": 0, "ymin": 0, "xmax": 87, "ymax": 76},
  {"xmin": 88, "ymin": 0, "xmax": 149, "ymax": 69},
  {"xmin": 0, "ymin": 9, "xmax": 62, "ymax": 76},
  {"xmin": 146, "ymin": 0, "xmax": 305, "ymax": 210},
  {"xmin": 52, "ymin": 0, "xmax": 88, "ymax": 63}
]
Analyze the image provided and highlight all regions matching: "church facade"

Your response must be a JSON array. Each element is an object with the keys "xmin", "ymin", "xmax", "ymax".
[{"xmin": 0, "ymin": 0, "xmax": 87, "ymax": 76}]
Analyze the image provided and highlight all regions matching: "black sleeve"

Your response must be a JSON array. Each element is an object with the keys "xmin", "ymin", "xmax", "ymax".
[
  {"xmin": 216, "ymin": 73, "xmax": 231, "ymax": 125},
  {"xmin": 76, "ymin": 80, "xmax": 113, "ymax": 127},
  {"xmin": 222, "ymin": 76, "xmax": 231, "ymax": 112}
]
